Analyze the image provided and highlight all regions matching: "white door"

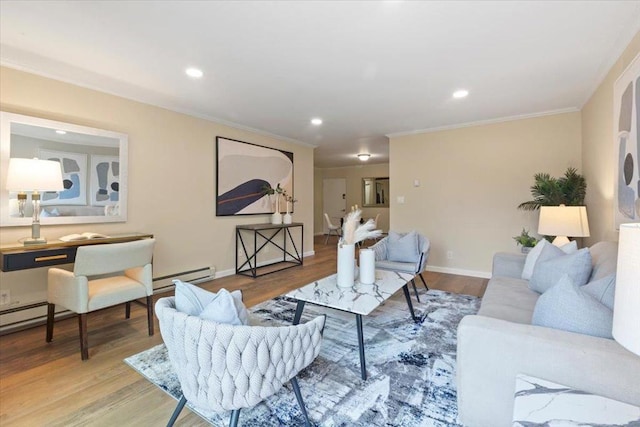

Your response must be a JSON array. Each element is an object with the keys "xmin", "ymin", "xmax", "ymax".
[{"xmin": 323, "ymin": 178, "xmax": 347, "ymax": 234}]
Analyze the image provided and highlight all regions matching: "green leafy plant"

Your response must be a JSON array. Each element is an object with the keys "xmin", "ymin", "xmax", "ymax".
[
  {"xmin": 518, "ymin": 167, "xmax": 586, "ymax": 211},
  {"xmin": 513, "ymin": 228, "xmax": 538, "ymax": 248}
]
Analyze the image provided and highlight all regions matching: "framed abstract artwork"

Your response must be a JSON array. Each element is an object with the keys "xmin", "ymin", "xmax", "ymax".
[
  {"xmin": 90, "ymin": 155, "xmax": 120, "ymax": 206},
  {"xmin": 216, "ymin": 136, "xmax": 293, "ymax": 216},
  {"xmin": 39, "ymin": 149, "xmax": 87, "ymax": 205},
  {"xmin": 613, "ymin": 53, "xmax": 640, "ymax": 229}
]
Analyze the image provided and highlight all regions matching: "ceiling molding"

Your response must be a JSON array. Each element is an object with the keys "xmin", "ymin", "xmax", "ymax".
[{"xmin": 385, "ymin": 107, "xmax": 580, "ymax": 139}]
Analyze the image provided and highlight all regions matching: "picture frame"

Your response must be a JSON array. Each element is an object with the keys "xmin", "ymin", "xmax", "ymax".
[{"xmin": 216, "ymin": 136, "xmax": 293, "ymax": 216}]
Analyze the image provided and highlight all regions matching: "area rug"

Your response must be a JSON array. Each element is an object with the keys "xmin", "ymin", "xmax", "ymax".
[{"xmin": 125, "ymin": 289, "xmax": 480, "ymax": 426}]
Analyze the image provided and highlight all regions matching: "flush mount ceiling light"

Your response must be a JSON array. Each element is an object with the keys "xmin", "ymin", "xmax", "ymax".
[
  {"xmin": 185, "ymin": 67, "xmax": 204, "ymax": 78},
  {"xmin": 453, "ymin": 89, "xmax": 469, "ymax": 99},
  {"xmin": 55, "ymin": 130, "xmax": 66, "ymax": 135},
  {"xmin": 357, "ymin": 153, "xmax": 371, "ymax": 161},
  {"xmin": 311, "ymin": 118, "xmax": 323, "ymax": 125}
]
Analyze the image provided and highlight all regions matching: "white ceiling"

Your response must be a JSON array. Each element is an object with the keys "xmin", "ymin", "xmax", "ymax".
[{"xmin": 1, "ymin": 1, "xmax": 639, "ymax": 168}]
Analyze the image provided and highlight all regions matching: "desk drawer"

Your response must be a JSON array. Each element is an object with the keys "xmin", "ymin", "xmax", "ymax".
[{"xmin": 1, "ymin": 247, "xmax": 77, "ymax": 272}]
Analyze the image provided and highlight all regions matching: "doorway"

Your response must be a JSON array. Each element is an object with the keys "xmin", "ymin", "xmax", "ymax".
[{"xmin": 322, "ymin": 178, "xmax": 346, "ymax": 234}]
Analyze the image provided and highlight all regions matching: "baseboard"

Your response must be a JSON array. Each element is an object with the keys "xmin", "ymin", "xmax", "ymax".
[
  {"xmin": 216, "ymin": 250, "xmax": 316, "ymax": 278},
  {"xmin": 425, "ymin": 265, "xmax": 491, "ymax": 279}
]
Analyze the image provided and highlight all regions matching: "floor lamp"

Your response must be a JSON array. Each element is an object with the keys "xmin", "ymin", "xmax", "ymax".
[
  {"xmin": 5, "ymin": 158, "xmax": 64, "ymax": 245},
  {"xmin": 538, "ymin": 205, "xmax": 590, "ymax": 246}
]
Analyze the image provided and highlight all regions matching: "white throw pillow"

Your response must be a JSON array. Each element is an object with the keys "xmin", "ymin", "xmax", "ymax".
[
  {"xmin": 387, "ymin": 231, "xmax": 420, "ymax": 263},
  {"xmin": 173, "ymin": 280, "xmax": 249, "ymax": 325},
  {"xmin": 521, "ymin": 239, "xmax": 577, "ymax": 280}
]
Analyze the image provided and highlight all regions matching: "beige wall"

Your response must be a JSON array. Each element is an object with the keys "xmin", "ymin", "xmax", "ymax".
[
  {"xmin": 582, "ymin": 30, "xmax": 640, "ymax": 245},
  {"xmin": 314, "ymin": 163, "xmax": 390, "ymax": 234},
  {"xmin": 390, "ymin": 112, "xmax": 582, "ymax": 276},
  {"xmin": 0, "ymin": 67, "xmax": 314, "ymax": 324}
]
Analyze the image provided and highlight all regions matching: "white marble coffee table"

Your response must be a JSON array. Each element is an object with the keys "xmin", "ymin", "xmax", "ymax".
[
  {"xmin": 285, "ymin": 269, "xmax": 417, "ymax": 380},
  {"xmin": 513, "ymin": 374, "xmax": 640, "ymax": 426}
]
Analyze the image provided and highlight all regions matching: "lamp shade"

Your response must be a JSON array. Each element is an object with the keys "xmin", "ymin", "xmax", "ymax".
[
  {"xmin": 5, "ymin": 158, "xmax": 64, "ymax": 192},
  {"xmin": 612, "ymin": 223, "xmax": 640, "ymax": 356},
  {"xmin": 538, "ymin": 205, "xmax": 590, "ymax": 238}
]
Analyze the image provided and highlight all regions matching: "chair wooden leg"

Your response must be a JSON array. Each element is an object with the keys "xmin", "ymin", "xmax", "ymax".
[
  {"xmin": 411, "ymin": 279, "xmax": 421, "ymax": 303},
  {"xmin": 146, "ymin": 295, "xmax": 154, "ymax": 336},
  {"xmin": 229, "ymin": 409, "xmax": 241, "ymax": 427},
  {"xmin": 167, "ymin": 395, "xmax": 187, "ymax": 427},
  {"xmin": 78, "ymin": 313, "xmax": 89, "ymax": 360},
  {"xmin": 291, "ymin": 376, "xmax": 311, "ymax": 427},
  {"xmin": 125, "ymin": 301, "xmax": 131, "ymax": 319},
  {"xmin": 419, "ymin": 273, "xmax": 429, "ymax": 290},
  {"xmin": 46, "ymin": 303, "xmax": 55, "ymax": 342}
]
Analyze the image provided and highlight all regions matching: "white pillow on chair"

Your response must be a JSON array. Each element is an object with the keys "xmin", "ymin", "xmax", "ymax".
[{"xmin": 173, "ymin": 280, "xmax": 249, "ymax": 325}]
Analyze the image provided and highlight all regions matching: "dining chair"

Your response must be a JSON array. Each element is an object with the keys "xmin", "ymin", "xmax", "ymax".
[
  {"xmin": 46, "ymin": 238, "xmax": 155, "ymax": 360},
  {"xmin": 324, "ymin": 213, "xmax": 342, "ymax": 244}
]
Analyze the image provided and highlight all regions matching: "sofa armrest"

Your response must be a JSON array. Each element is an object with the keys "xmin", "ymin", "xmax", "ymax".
[
  {"xmin": 456, "ymin": 315, "xmax": 640, "ymax": 427},
  {"xmin": 492, "ymin": 252, "xmax": 526, "ymax": 279}
]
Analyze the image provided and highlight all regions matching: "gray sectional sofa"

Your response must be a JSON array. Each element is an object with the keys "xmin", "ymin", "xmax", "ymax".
[{"xmin": 456, "ymin": 241, "xmax": 640, "ymax": 427}]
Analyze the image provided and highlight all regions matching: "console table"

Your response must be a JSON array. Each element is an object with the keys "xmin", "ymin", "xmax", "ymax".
[
  {"xmin": 235, "ymin": 223, "xmax": 303, "ymax": 278},
  {"xmin": 0, "ymin": 232, "xmax": 154, "ymax": 272}
]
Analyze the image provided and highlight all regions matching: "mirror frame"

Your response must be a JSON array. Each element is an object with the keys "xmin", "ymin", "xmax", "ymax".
[
  {"xmin": 362, "ymin": 177, "xmax": 390, "ymax": 208},
  {"xmin": 0, "ymin": 111, "xmax": 128, "ymax": 227}
]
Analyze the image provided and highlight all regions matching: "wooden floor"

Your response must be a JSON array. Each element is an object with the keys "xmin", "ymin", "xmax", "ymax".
[{"xmin": 0, "ymin": 236, "xmax": 487, "ymax": 426}]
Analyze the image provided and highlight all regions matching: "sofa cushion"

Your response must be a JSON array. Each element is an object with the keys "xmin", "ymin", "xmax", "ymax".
[
  {"xmin": 479, "ymin": 276, "xmax": 539, "ymax": 324},
  {"xmin": 387, "ymin": 231, "xmax": 420, "ymax": 263},
  {"xmin": 529, "ymin": 246, "xmax": 592, "ymax": 293},
  {"xmin": 589, "ymin": 241, "xmax": 618, "ymax": 281},
  {"xmin": 521, "ymin": 239, "xmax": 577, "ymax": 280},
  {"xmin": 375, "ymin": 259, "xmax": 415, "ymax": 273},
  {"xmin": 532, "ymin": 275, "xmax": 613, "ymax": 339},
  {"xmin": 582, "ymin": 273, "xmax": 616, "ymax": 310}
]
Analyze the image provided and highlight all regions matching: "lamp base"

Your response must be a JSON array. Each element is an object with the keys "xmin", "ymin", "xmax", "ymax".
[
  {"xmin": 23, "ymin": 237, "xmax": 47, "ymax": 246},
  {"xmin": 551, "ymin": 235, "xmax": 570, "ymax": 247}
]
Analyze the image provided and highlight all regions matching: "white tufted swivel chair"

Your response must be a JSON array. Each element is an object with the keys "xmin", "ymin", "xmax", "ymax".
[
  {"xmin": 46, "ymin": 238, "xmax": 155, "ymax": 360},
  {"xmin": 155, "ymin": 297, "xmax": 325, "ymax": 427},
  {"xmin": 371, "ymin": 232, "xmax": 430, "ymax": 302}
]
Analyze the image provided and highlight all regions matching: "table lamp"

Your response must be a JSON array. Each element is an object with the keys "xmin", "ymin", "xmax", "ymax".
[
  {"xmin": 5, "ymin": 157, "xmax": 64, "ymax": 245},
  {"xmin": 538, "ymin": 205, "xmax": 590, "ymax": 246},
  {"xmin": 613, "ymin": 223, "xmax": 640, "ymax": 356}
]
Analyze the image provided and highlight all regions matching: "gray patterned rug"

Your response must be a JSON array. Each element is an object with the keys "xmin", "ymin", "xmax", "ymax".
[{"xmin": 125, "ymin": 289, "xmax": 480, "ymax": 426}]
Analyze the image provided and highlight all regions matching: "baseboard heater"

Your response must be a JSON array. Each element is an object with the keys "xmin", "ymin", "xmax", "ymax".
[{"xmin": 0, "ymin": 266, "xmax": 215, "ymax": 335}]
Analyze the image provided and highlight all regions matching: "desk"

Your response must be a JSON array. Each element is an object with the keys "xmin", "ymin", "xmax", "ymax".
[
  {"xmin": 0, "ymin": 232, "xmax": 154, "ymax": 272},
  {"xmin": 235, "ymin": 223, "xmax": 303, "ymax": 278}
]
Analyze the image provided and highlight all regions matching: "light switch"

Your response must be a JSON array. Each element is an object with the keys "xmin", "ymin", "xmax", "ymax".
[{"xmin": 397, "ymin": 196, "xmax": 405, "ymax": 204}]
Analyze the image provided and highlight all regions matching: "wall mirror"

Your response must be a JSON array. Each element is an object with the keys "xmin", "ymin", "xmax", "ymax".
[
  {"xmin": 0, "ymin": 111, "xmax": 128, "ymax": 226},
  {"xmin": 362, "ymin": 177, "xmax": 389, "ymax": 207}
]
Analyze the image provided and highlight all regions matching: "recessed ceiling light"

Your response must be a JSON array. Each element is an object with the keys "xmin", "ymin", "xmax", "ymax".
[
  {"xmin": 185, "ymin": 67, "xmax": 204, "ymax": 78},
  {"xmin": 311, "ymin": 118, "xmax": 323, "ymax": 126},
  {"xmin": 55, "ymin": 130, "xmax": 66, "ymax": 135},
  {"xmin": 357, "ymin": 153, "xmax": 371, "ymax": 161},
  {"xmin": 453, "ymin": 89, "xmax": 469, "ymax": 99}
]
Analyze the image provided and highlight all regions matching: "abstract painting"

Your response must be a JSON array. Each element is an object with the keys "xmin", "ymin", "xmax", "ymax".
[
  {"xmin": 39, "ymin": 149, "xmax": 87, "ymax": 205},
  {"xmin": 216, "ymin": 137, "xmax": 293, "ymax": 216},
  {"xmin": 613, "ymin": 53, "xmax": 640, "ymax": 229},
  {"xmin": 90, "ymin": 155, "xmax": 120, "ymax": 206}
]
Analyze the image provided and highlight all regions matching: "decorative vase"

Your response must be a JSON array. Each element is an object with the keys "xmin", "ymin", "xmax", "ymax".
[
  {"xmin": 283, "ymin": 213, "xmax": 292, "ymax": 224},
  {"xmin": 271, "ymin": 196, "xmax": 282, "ymax": 224},
  {"xmin": 521, "ymin": 246, "xmax": 532, "ymax": 254},
  {"xmin": 337, "ymin": 243, "xmax": 356, "ymax": 287},
  {"xmin": 359, "ymin": 248, "xmax": 375, "ymax": 284}
]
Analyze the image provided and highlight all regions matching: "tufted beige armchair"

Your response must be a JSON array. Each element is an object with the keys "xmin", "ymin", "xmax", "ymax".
[
  {"xmin": 155, "ymin": 296, "xmax": 325, "ymax": 427},
  {"xmin": 46, "ymin": 238, "xmax": 155, "ymax": 360}
]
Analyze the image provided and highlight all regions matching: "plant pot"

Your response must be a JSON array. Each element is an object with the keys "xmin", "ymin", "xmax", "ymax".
[
  {"xmin": 283, "ymin": 213, "xmax": 292, "ymax": 224},
  {"xmin": 521, "ymin": 246, "xmax": 532, "ymax": 254},
  {"xmin": 271, "ymin": 212, "xmax": 282, "ymax": 225}
]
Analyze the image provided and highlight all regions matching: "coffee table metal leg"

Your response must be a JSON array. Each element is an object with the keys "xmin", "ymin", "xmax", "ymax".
[
  {"xmin": 402, "ymin": 284, "xmax": 419, "ymax": 322},
  {"xmin": 355, "ymin": 314, "xmax": 367, "ymax": 380},
  {"xmin": 292, "ymin": 300, "xmax": 306, "ymax": 325}
]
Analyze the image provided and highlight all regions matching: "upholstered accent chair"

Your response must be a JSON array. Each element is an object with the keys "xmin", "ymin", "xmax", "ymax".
[
  {"xmin": 324, "ymin": 213, "xmax": 342, "ymax": 244},
  {"xmin": 46, "ymin": 238, "xmax": 155, "ymax": 360},
  {"xmin": 155, "ymin": 297, "xmax": 326, "ymax": 427},
  {"xmin": 371, "ymin": 232, "xmax": 430, "ymax": 302}
]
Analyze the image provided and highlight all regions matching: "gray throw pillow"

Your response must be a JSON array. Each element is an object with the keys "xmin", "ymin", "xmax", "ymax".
[
  {"xmin": 529, "ymin": 246, "xmax": 592, "ymax": 293},
  {"xmin": 521, "ymin": 239, "xmax": 577, "ymax": 280},
  {"xmin": 387, "ymin": 231, "xmax": 420, "ymax": 263},
  {"xmin": 582, "ymin": 273, "xmax": 616, "ymax": 310},
  {"xmin": 532, "ymin": 275, "xmax": 613, "ymax": 339}
]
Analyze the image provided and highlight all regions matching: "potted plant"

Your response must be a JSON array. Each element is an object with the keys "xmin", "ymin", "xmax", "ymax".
[
  {"xmin": 283, "ymin": 192, "xmax": 297, "ymax": 224},
  {"xmin": 262, "ymin": 183, "xmax": 285, "ymax": 224},
  {"xmin": 513, "ymin": 228, "xmax": 538, "ymax": 253},
  {"xmin": 518, "ymin": 167, "xmax": 586, "ymax": 211}
]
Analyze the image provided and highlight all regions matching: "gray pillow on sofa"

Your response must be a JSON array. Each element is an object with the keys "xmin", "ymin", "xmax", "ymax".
[
  {"xmin": 521, "ymin": 239, "xmax": 577, "ymax": 280},
  {"xmin": 532, "ymin": 275, "xmax": 613, "ymax": 339},
  {"xmin": 529, "ymin": 245, "xmax": 592, "ymax": 293},
  {"xmin": 582, "ymin": 273, "xmax": 616, "ymax": 310}
]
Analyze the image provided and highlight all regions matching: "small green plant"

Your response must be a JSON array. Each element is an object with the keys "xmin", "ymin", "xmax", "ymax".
[{"xmin": 513, "ymin": 228, "xmax": 538, "ymax": 248}]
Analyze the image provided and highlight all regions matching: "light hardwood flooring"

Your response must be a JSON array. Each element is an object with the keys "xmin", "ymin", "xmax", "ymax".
[{"xmin": 0, "ymin": 236, "xmax": 487, "ymax": 426}]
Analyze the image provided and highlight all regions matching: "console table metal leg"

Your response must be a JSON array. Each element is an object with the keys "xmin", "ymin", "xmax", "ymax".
[
  {"xmin": 292, "ymin": 300, "xmax": 306, "ymax": 325},
  {"xmin": 356, "ymin": 314, "xmax": 367, "ymax": 380},
  {"xmin": 402, "ymin": 284, "xmax": 419, "ymax": 322}
]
